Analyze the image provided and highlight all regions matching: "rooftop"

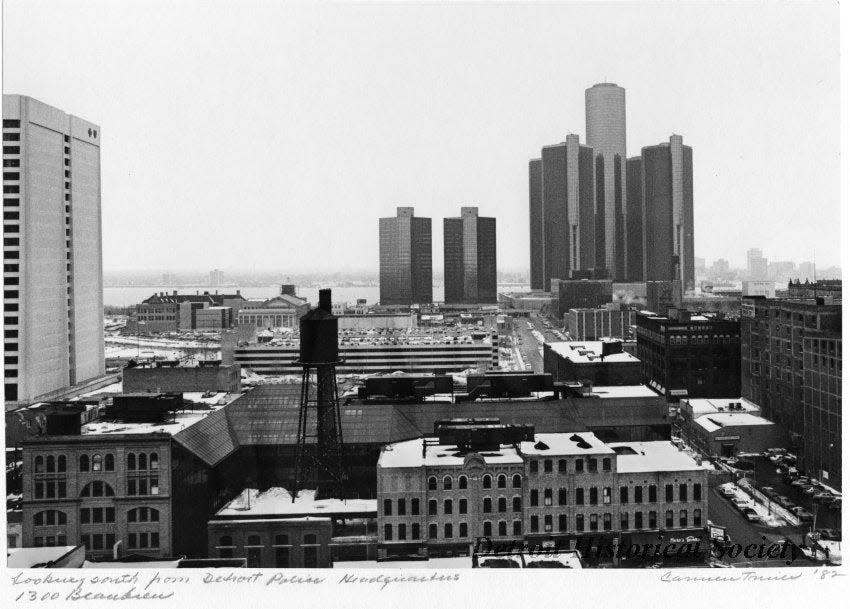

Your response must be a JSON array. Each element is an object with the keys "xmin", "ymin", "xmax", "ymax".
[
  {"xmin": 684, "ymin": 397, "xmax": 761, "ymax": 417},
  {"xmin": 213, "ymin": 488, "xmax": 377, "ymax": 518},
  {"xmin": 608, "ymin": 441, "xmax": 711, "ymax": 474},
  {"xmin": 586, "ymin": 385, "xmax": 661, "ymax": 399},
  {"xmin": 694, "ymin": 412, "xmax": 776, "ymax": 433},
  {"xmin": 546, "ymin": 341, "xmax": 638, "ymax": 363}
]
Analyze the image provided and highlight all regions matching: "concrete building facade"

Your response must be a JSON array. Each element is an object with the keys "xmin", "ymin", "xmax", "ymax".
[
  {"xmin": 3, "ymin": 95, "xmax": 105, "ymax": 406},
  {"xmin": 444, "ymin": 207, "xmax": 497, "ymax": 304}
]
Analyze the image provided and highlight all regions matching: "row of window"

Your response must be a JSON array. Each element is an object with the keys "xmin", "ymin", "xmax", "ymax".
[
  {"xmin": 531, "ymin": 457, "xmax": 612, "ymax": 474},
  {"xmin": 216, "ymin": 535, "xmax": 318, "ymax": 567},
  {"xmin": 34, "ymin": 452, "xmax": 160, "ymax": 473},
  {"xmin": 620, "ymin": 483, "xmax": 701, "ymax": 504},
  {"xmin": 427, "ymin": 473, "xmax": 521, "ymax": 491}
]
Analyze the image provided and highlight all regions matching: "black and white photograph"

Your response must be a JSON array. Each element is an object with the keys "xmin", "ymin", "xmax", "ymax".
[{"xmin": 0, "ymin": 0, "xmax": 846, "ymax": 606}]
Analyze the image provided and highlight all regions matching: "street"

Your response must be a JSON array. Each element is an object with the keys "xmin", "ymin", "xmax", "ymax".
[{"xmin": 511, "ymin": 312, "xmax": 564, "ymax": 374}]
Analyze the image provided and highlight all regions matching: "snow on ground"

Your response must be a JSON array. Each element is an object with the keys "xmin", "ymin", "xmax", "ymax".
[{"xmin": 718, "ymin": 482, "xmax": 788, "ymax": 527}]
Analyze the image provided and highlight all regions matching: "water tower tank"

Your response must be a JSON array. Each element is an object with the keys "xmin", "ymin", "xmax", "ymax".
[{"xmin": 299, "ymin": 289, "xmax": 339, "ymax": 364}]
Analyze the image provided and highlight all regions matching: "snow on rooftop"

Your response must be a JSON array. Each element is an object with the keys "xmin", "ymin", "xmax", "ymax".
[
  {"xmin": 378, "ymin": 438, "xmax": 524, "ymax": 469},
  {"xmin": 520, "ymin": 432, "xmax": 614, "ymax": 456},
  {"xmin": 589, "ymin": 385, "xmax": 660, "ymax": 399},
  {"xmin": 685, "ymin": 397, "xmax": 761, "ymax": 417},
  {"xmin": 546, "ymin": 341, "xmax": 638, "ymax": 363},
  {"xmin": 694, "ymin": 412, "xmax": 776, "ymax": 433},
  {"xmin": 215, "ymin": 488, "xmax": 377, "ymax": 517},
  {"xmin": 7, "ymin": 546, "xmax": 81, "ymax": 568},
  {"xmin": 609, "ymin": 441, "xmax": 712, "ymax": 473}
]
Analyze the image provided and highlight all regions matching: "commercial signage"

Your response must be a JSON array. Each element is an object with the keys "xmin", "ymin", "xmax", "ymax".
[
  {"xmin": 715, "ymin": 436, "xmax": 740, "ymax": 441},
  {"xmin": 669, "ymin": 389, "xmax": 688, "ymax": 396},
  {"xmin": 708, "ymin": 524, "xmax": 726, "ymax": 541}
]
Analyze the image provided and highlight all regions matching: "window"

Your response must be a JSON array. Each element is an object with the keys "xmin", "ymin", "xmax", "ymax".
[
  {"xmin": 104, "ymin": 454, "xmax": 114, "ymax": 471},
  {"xmin": 693, "ymin": 509, "xmax": 702, "ymax": 526},
  {"xmin": 588, "ymin": 458, "xmax": 597, "ymax": 472},
  {"xmin": 459, "ymin": 475, "xmax": 468, "ymax": 490},
  {"xmin": 575, "ymin": 488, "xmax": 584, "ymax": 505},
  {"xmin": 693, "ymin": 483, "xmax": 702, "ymax": 501},
  {"xmin": 80, "ymin": 481, "xmax": 114, "ymax": 497},
  {"xmin": 602, "ymin": 458, "xmax": 611, "ymax": 472},
  {"xmin": 303, "ymin": 534, "xmax": 318, "ymax": 568},
  {"xmin": 575, "ymin": 459, "xmax": 584, "ymax": 473},
  {"xmin": 274, "ymin": 539, "xmax": 290, "ymax": 568},
  {"xmin": 512, "ymin": 496, "xmax": 521, "ymax": 512},
  {"xmin": 512, "ymin": 474, "xmax": 522, "ymax": 488},
  {"xmin": 35, "ymin": 456, "xmax": 44, "ymax": 473},
  {"xmin": 34, "ymin": 510, "xmax": 68, "ymax": 527},
  {"xmin": 459, "ymin": 498, "xmax": 467, "ymax": 514},
  {"xmin": 634, "ymin": 486, "xmax": 643, "ymax": 504},
  {"xmin": 635, "ymin": 511, "xmax": 643, "ymax": 529},
  {"xmin": 603, "ymin": 513, "xmax": 612, "ymax": 531},
  {"xmin": 558, "ymin": 459, "xmax": 567, "ymax": 473},
  {"xmin": 411, "ymin": 498, "xmax": 419, "ymax": 515},
  {"xmin": 483, "ymin": 475, "xmax": 492, "ymax": 488},
  {"xmin": 483, "ymin": 497, "xmax": 492, "ymax": 513},
  {"xmin": 459, "ymin": 522, "xmax": 468, "ymax": 538},
  {"xmin": 543, "ymin": 459, "xmax": 552, "ymax": 473},
  {"xmin": 544, "ymin": 488, "xmax": 552, "ymax": 506},
  {"xmin": 484, "ymin": 521, "xmax": 493, "ymax": 537},
  {"xmin": 444, "ymin": 523, "xmax": 452, "ymax": 539},
  {"xmin": 412, "ymin": 523, "xmax": 420, "ymax": 540},
  {"xmin": 396, "ymin": 523, "xmax": 406, "ymax": 541},
  {"xmin": 589, "ymin": 488, "xmax": 598, "ymax": 505},
  {"xmin": 497, "ymin": 474, "xmax": 507, "ymax": 488},
  {"xmin": 444, "ymin": 499, "xmax": 452, "ymax": 515},
  {"xmin": 679, "ymin": 510, "xmax": 688, "ymax": 527},
  {"xmin": 665, "ymin": 510, "xmax": 674, "ymax": 528},
  {"xmin": 127, "ymin": 507, "xmax": 158, "ymax": 522},
  {"xmin": 649, "ymin": 511, "xmax": 657, "ymax": 529},
  {"xmin": 127, "ymin": 453, "xmax": 136, "ymax": 470},
  {"xmin": 529, "ymin": 460, "xmax": 538, "ymax": 474},
  {"xmin": 621, "ymin": 512, "xmax": 629, "ymax": 530},
  {"xmin": 383, "ymin": 499, "xmax": 392, "ymax": 516},
  {"xmin": 558, "ymin": 488, "xmax": 567, "ymax": 506},
  {"xmin": 556, "ymin": 514, "xmax": 566, "ymax": 532},
  {"xmin": 428, "ymin": 500, "xmax": 437, "ymax": 516},
  {"xmin": 665, "ymin": 484, "xmax": 673, "ymax": 502},
  {"xmin": 530, "ymin": 490, "xmax": 538, "ymax": 507},
  {"xmin": 530, "ymin": 516, "xmax": 538, "ymax": 533},
  {"xmin": 397, "ymin": 498, "xmax": 405, "ymax": 516},
  {"xmin": 649, "ymin": 485, "xmax": 657, "ymax": 502},
  {"xmin": 575, "ymin": 514, "xmax": 584, "ymax": 532},
  {"xmin": 428, "ymin": 476, "xmax": 437, "ymax": 490},
  {"xmin": 384, "ymin": 524, "xmax": 393, "ymax": 541},
  {"xmin": 544, "ymin": 514, "xmax": 553, "ymax": 532},
  {"xmin": 498, "ymin": 497, "xmax": 506, "ymax": 512},
  {"xmin": 443, "ymin": 476, "xmax": 452, "ymax": 490},
  {"xmin": 679, "ymin": 484, "xmax": 687, "ymax": 502},
  {"xmin": 92, "ymin": 455, "xmax": 102, "ymax": 471},
  {"xmin": 513, "ymin": 520, "xmax": 522, "ymax": 536},
  {"xmin": 589, "ymin": 514, "xmax": 598, "ymax": 531}
]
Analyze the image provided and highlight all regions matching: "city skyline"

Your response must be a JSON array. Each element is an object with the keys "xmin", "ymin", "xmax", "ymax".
[{"xmin": 1, "ymin": 2, "xmax": 841, "ymax": 272}]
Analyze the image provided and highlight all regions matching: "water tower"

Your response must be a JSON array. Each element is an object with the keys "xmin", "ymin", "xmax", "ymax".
[{"xmin": 293, "ymin": 288, "xmax": 346, "ymax": 500}]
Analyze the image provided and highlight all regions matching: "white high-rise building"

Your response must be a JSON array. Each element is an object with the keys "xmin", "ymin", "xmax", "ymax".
[
  {"xmin": 585, "ymin": 83, "xmax": 627, "ymax": 280},
  {"xmin": 3, "ymin": 95, "xmax": 104, "ymax": 407}
]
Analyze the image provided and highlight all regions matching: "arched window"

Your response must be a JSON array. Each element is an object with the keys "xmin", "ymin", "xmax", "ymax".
[
  {"xmin": 35, "ymin": 456, "xmax": 44, "ymax": 473},
  {"xmin": 498, "ymin": 521, "xmax": 507, "ymax": 536},
  {"xmin": 57, "ymin": 456, "xmax": 67, "ymax": 472},
  {"xmin": 384, "ymin": 524, "xmax": 392, "ymax": 541},
  {"xmin": 79, "ymin": 455, "xmax": 88, "ymax": 472},
  {"xmin": 304, "ymin": 534, "xmax": 317, "ymax": 545},
  {"xmin": 483, "ymin": 521, "xmax": 492, "ymax": 537},
  {"xmin": 444, "ymin": 499, "xmax": 453, "ymax": 514},
  {"xmin": 34, "ymin": 510, "xmax": 67, "ymax": 527},
  {"xmin": 127, "ymin": 453, "xmax": 136, "ymax": 470},
  {"xmin": 138, "ymin": 453, "xmax": 147, "ymax": 470},
  {"xmin": 429, "ymin": 524, "xmax": 438, "ymax": 539},
  {"xmin": 444, "ymin": 523, "xmax": 452, "ymax": 539},
  {"xmin": 104, "ymin": 454, "xmax": 114, "ymax": 471},
  {"xmin": 483, "ymin": 475, "xmax": 492, "ymax": 489},
  {"xmin": 427, "ymin": 476, "xmax": 437, "ymax": 490},
  {"xmin": 274, "ymin": 534, "xmax": 289, "ymax": 545},
  {"xmin": 458, "ymin": 476, "xmax": 467, "ymax": 490},
  {"xmin": 498, "ymin": 497, "xmax": 506, "ymax": 512},
  {"xmin": 149, "ymin": 453, "xmax": 158, "ymax": 470},
  {"xmin": 512, "ymin": 474, "xmax": 522, "ymax": 488},
  {"xmin": 497, "ymin": 474, "xmax": 507, "ymax": 488},
  {"xmin": 80, "ymin": 481, "xmax": 115, "ymax": 497},
  {"xmin": 128, "ymin": 507, "xmax": 160, "ymax": 522},
  {"xmin": 246, "ymin": 535, "xmax": 261, "ymax": 546},
  {"xmin": 443, "ymin": 476, "xmax": 452, "ymax": 490},
  {"xmin": 46, "ymin": 456, "xmax": 55, "ymax": 473},
  {"xmin": 92, "ymin": 454, "xmax": 102, "ymax": 472}
]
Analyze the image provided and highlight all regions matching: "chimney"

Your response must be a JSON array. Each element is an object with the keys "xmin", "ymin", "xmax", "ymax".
[
  {"xmin": 319, "ymin": 289, "xmax": 332, "ymax": 313},
  {"xmin": 173, "ymin": 290, "xmax": 177, "ymax": 296},
  {"xmin": 236, "ymin": 289, "xmax": 241, "ymax": 296}
]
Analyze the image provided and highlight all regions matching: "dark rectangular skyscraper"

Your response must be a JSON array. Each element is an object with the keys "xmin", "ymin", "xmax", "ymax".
[
  {"xmin": 528, "ymin": 159, "xmax": 543, "ymax": 290},
  {"xmin": 641, "ymin": 135, "xmax": 694, "ymax": 290},
  {"xmin": 625, "ymin": 156, "xmax": 644, "ymax": 281},
  {"xmin": 536, "ymin": 134, "xmax": 596, "ymax": 292},
  {"xmin": 379, "ymin": 207, "xmax": 432, "ymax": 305},
  {"xmin": 444, "ymin": 207, "xmax": 496, "ymax": 304}
]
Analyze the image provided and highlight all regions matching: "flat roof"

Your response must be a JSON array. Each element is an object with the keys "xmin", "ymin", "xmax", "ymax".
[
  {"xmin": 588, "ymin": 385, "xmax": 660, "ymax": 399},
  {"xmin": 608, "ymin": 441, "xmax": 711, "ymax": 474},
  {"xmin": 685, "ymin": 397, "xmax": 760, "ymax": 417},
  {"xmin": 378, "ymin": 438, "xmax": 524, "ymax": 469},
  {"xmin": 546, "ymin": 341, "xmax": 639, "ymax": 363},
  {"xmin": 694, "ymin": 412, "xmax": 776, "ymax": 433},
  {"xmin": 7, "ymin": 546, "xmax": 82, "ymax": 568},
  {"xmin": 214, "ymin": 488, "xmax": 377, "ymax": 517}
]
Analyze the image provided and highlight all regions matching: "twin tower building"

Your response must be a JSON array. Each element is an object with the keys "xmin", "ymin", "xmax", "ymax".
[
  {"xmin": 530, "ymin": 83, "xmax": 695, "ymax": 292},
  {"xmin": 379, "ymin": 206, "xmax": 496, "ymax": 305}
]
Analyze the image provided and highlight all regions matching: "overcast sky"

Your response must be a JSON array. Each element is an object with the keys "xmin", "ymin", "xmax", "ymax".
[{"xmin": 2, "ymin": 1, "xmax": 841, "ymax": 273}]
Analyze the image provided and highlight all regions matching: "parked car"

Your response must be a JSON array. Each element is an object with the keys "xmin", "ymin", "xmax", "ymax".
[
  {"xmin": 813, "ymin": 492, "xmax": 834, "ymax": 503},
  {"xmin": 791, "ymin": 477, "xmax": 812, "ymax": 487},
  {"xmin": 791, "ymin": 507, "xmax": 813, "ymax": 521},
  {"xmin": 777, "ymin": 496, "xmax": 795, "ymax": 509},
  {"xmin": 817, "ymin": 529, "xmax": 841, "ymax": 541},
  {"xmin": 741, "ymin": 507, "xmax": 760, "ymax": 522},
  {"xmin": 733, "ymin": 499, "xmax": 751, "ymax": 510},
  {"xmin": 803, "ymin": 485, "xmax": 820, "ymax": 496},
  {"xmin": 719, "ymin": 486, "xmax": 736, "ymax": 499}
]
